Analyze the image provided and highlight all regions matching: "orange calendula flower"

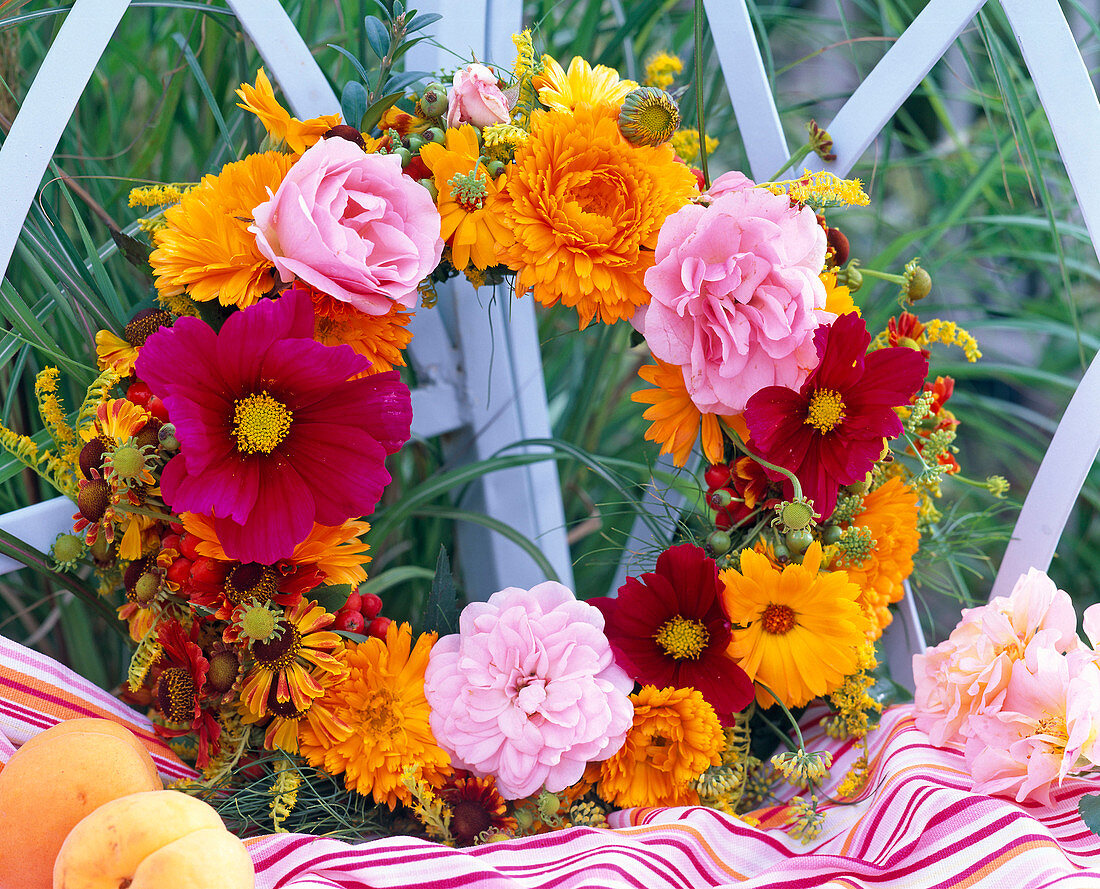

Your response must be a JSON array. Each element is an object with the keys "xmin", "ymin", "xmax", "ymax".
[
  {"xmin": 298, "ymin": 622, "xmax": 452, "ymax": 809},
  {"xmin": 150, "ymin": 151, "xmax": 294, "ymax": 309},
  {"xmin": 238, "ymin": 598, "xmax": 345, "ymax": 717},
  {"xmin": 181, "ymin": 512, "xmax": 372, "ymax": 588},
  {"xmin": 236, "ymin": 68, "xmax": 341, "ymax": 154},
  {"xmin": 418, "ymin": 125, "xmax": 514, "ymax": 271},
  {"xmin": 839, "ymin": 477, "xmax": 920, "ymax": 637},
  {"xmin": 310, "ymin": 288, "xmax": 413, "ymax": 375},
  {"xmin": 502, "ymin": 105, "xmax": 698, "ymax": 328},
  {"xmin": 632, "ymin": 359, "xmax": 737, "ymax": 466},
  {"xmin": 590, "ymin": 685, "xmax": 723, "ymax": 808},
  {"xmin": 721, "ymin": 542, "xmax": 871, "ymax": 709},
  {"xmin": 535, "ymin": 55, "xmax": 638, "ymax": 114}
]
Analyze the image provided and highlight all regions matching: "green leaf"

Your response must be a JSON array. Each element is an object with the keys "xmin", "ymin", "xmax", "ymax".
[
  {"xmin": 1080, "ymin": 794, "xmax": 1100, "ymax": 836},
  {"xmin": 341, "ymin": 81, "xmax": 370, "ymax": 131},
  {"xmin": 360, "ymin": 90, "xmax": 407, "ymax": 133},
  {"xmin": 312, "ymin": 583, "xmax": 353, "ymax": 613},
  {"xmin": 421, "ymin": 546, "xmax": 460, "ymax": 637},
  {"xmin": 364, "ymin": 15, "xmax": 391, "ymax": 61},
  {"xmin": 327, "ymin": 44, "xmax": 373, "ymax": 86},
  {"xmin": 406, "ymin": 12, "xmax": 442, "ymax": 33},
  {"xmin": 171, "ymin": 32, "xmax": 237, "ymax": 161},
  {"xmin": 109, "ymin": 227, "xmax": 153, "ymax": 274}
]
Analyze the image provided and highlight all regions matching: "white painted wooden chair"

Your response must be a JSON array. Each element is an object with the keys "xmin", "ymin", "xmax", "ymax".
[{"xmin": 1, "ymin": 1, "xmax": 1098, "ymax": 690}]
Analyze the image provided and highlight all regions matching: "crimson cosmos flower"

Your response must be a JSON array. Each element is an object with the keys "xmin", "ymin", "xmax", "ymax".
[
  {"xmin": 744, "ymin": 311, "xmax": 928, "ymax": 519},
  {"xmin": 590, "ymin": 543, "xmax": 754, "ymax": 723},
  {"xmin": 136, "ymin": 289, "xmax": 411, "ymax": 564}
]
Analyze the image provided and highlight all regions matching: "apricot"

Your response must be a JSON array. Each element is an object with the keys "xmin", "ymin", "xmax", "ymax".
[
  {"xmin": 0, "ymin": 720, "xmax": 163, "ymax": 889},
  {"xmin": 16, "ymin": 718, "xmax": 161, "ymax": 787},
  {"xmin": 53, "ymin": 790, "xmax": 254, "ymax": 889}
]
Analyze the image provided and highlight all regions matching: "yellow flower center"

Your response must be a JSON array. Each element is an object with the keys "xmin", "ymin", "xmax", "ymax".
[
  {"xmin": 637, "ymin": 103, "xmax": 676, "ymax": 137},
  {"xmin": 232, "ymin": 391, "xmax": 292, "ymax": 454},
  {"xmin": 761, "ymin": 603, "xmax": 797, "ymax": 635},
  {"xmin": 804, "ymin": 388, "xmax": 846, "ymax": 433},
  {"xmin": 654, "ymin": 615, "xmax": 709, "ymax": 659},
  {"xmin": 1033, "ymin": 714, "xmax": 1069, "ymax": 744},
  {"xmin": 238, "ymin": 603, "xmax": 280, "ymax": 643}
]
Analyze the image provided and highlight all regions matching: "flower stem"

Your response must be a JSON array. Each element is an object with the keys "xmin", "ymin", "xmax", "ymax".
[
  {"xmin": 755, "ymin": 679, "xmax": 807, "ymax": 750},
  {"xmin": 723, "ymin": 422, "xmax": 807, "ymax": 503},
  {"xmin": 855, "ymin": 266, "xmax": 906, "ymax": 286},
  {"xmin": 693, "ymin": 0, "xmax": 711, "ymax": 190},
  {"xmin": 766, "ymin": 142, "xmax": 812, "ymax": 184}
]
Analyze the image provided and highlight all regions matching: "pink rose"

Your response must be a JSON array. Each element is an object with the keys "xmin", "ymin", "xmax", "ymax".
[
  {"xmin": 250, "ymin": 138, "xmax": 443, "ymax": 314},
  {"xmin": 423, "ymin": 582, "xmax": 634, "ymax": 799},
  {"xmin": 635, "ymin": 181, "xmax": 828, "ymax": 414},
  {"xmin": 913, "ymin": 567, "xmax": 1080, "ymax": 747},
  {"xmin": 446, "ymin": 64, "xmax": 511, "ymax": 129},
  {"xmin": 704, "ymin": 169, "xmax": 752, "ymax": 200}
]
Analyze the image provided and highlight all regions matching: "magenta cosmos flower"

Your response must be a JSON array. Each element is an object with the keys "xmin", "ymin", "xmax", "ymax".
[
  {"xmin": 744, "ymin": 311, "xmax": 927, "ymax": 519},
  {"xmin": 135, "ymin": 289, "xmax": 411, "ymax": 563},
  {"xmin": 590, "ymin": 544, "xmax": 754, "ymax": 724},
  {"xmin": 423, "ymin": 582, "xmax": 634, "ymax": 799}
]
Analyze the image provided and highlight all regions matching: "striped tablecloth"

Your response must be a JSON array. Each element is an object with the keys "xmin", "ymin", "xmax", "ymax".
[{"xmin": 4, "ymin": 632, "xmax": 1100, "ymax": 888}]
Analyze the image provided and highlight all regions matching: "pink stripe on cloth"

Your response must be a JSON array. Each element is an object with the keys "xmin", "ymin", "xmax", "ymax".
[
  {"xmin": 249, "ymin": 708, "xmax": 1100, "ymax": 889},
  {"xmin": 0, "ymin": 633, "xmax": 195, "ymax": 782}
]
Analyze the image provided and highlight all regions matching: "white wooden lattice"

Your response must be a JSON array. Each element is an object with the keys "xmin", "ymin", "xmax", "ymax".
[
  {"xmin": 0, "ymin": 2, "xmax": 1098, "ymax": 678},
  {"xmin": 0, "ymin": 0, "xmax": 573, "ymax": 597}
]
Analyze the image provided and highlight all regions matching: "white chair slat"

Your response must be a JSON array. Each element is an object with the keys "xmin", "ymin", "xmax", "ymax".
[
  {"xmin": 224, "ymin": 0, "xmax": 341, "ymax": 118},
  {"xmin": 701, "ymin": 0, "xmax": 788, "ymax": 181},
  {"xmin": 0, "ymin": 0, "xmax": 129, "ymax": 283},
  {"xmin": 796, "ymin": 0, "xmax": 990, "ymax": 180}
]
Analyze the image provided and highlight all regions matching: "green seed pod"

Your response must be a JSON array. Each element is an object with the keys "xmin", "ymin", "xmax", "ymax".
[
  {"xmin": 706, "ymin": 530, "xmax": 732, "ymax": 556},
  {"xmin": 785, "ymin": 528, "xmax": 814, "ymax": 555}
]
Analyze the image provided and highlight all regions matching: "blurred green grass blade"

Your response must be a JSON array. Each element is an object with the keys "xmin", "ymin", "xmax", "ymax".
[
  {"xmin": 58, "ymin": 596, "xmax": 111, "ymax": 689},
  {"xmin": 414, "ymin": 507, "xmax": 560, "ymax": 583},
  {"xmin": 360, "ymin": 565, "xmax": 435, "ymax": 596},
  {"xmin": 172, "ymin": 32, "xmax": 238, "ymax": 160}
]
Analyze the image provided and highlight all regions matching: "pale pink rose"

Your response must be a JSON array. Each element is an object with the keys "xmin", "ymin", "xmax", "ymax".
[
  {"xmin": 1066, "ymin": 657, "xmax": 1100, "ymax": 768},
  {"xmin": 423, "ymin": 581, "xmax": 634, "ymax": 799},
  {"xmin": 704, "ymin": 170, "xmax": 752, "ymax": 200},
  {"xmin": 914, "ymin": 567, "xmax": 1079, "ymax": 747},
  {"xmin": 635, "ymin": 183, "xmax": 828, "ymax": 414},
  {"xmin": 446, "ymin": 64, "xmax": 511, "ymax": 129},
  {"xmin": 250, "ymin": 138, "xmax": 443, "ymax": 314},
  {"xmin": 965, "ymin": 644, "xmax": 1094, "ymax": 805}
]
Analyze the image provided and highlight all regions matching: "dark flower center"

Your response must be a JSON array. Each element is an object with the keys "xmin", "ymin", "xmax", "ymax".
[
  {"xmin": 804, "ymin": 388, "xmax": 846, "ymax": 433},
  {"xmin": 761, "ymin": 603, "xmax": 797, "ymax": 635},
  {"xmin": 77, "ymin": 478, "xmax": 111, "ymax": 522},
  {"xmin": 654, "ymin": 615, "xmax": 709, "ymax": 660},
  {"xmin": 252, "ymin": 622, "xmax": 301, "ymax": 669},
  {"xmin": 157, "ymin": 667, "xmax": 195, "ymax": 723},
  {"xmin": 451, "ymin": 799, "xmax": 493, "ymax": 844},
  {"xmin": 232, "ymin": 391, "xmax": 292, "ymax": 454},
  {"xmin": 124, "ymin": 308, "xmax": 172, "ymax": 347},
  {"xmin": 225, "ymin": 562, "xmax": 279, "ymax": 605}
]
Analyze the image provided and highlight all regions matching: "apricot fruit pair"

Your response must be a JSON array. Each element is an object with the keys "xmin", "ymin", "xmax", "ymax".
[
  {"xmin": 0, "ymin": 718, "xmax": 163, "ymax": 889},
  {"xmin": 53, "ymin": 790, "xmax": 254, "ymax": 889}
]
